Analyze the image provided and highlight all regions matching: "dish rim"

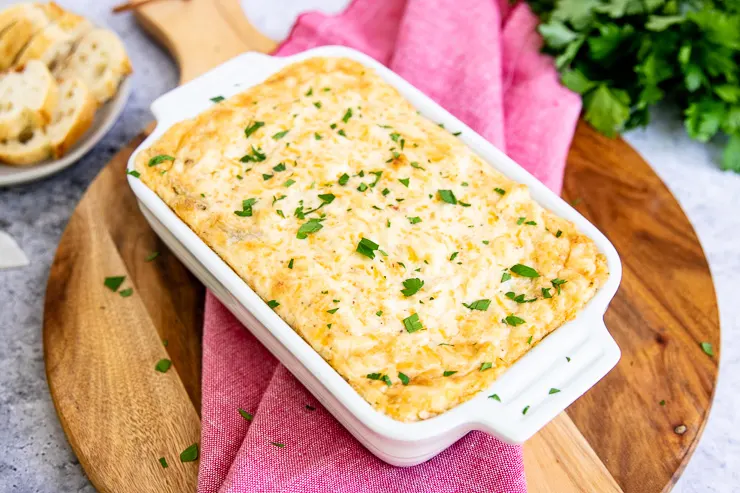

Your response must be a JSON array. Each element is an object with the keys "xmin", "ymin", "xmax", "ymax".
[{"xmin": 127, "ymin": 45, "xmax": 622, "ymax": 445}]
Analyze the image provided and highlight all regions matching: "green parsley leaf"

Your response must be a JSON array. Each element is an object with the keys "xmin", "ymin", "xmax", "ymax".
[
  {"xmin": 210, "ymin": 95, "xmax": 225, "ymax": 103},
  {"xmin": 398, "ymin": 372, "xmax": 410, "ymax": 385},
  {"xmin": 399, "ymin": 178, "xmax": 410, "ymax": 187},
  {"xmin": 504, "ymin": 314, "xmax": 526, "ymax": 326},
  {"xmin": 104, "ymin": 276, "xmax": 126, "ymax": 292},
  {"xmin": 342, "ymin": 108, "xmax": 353, "ymax": 123},
  {"xmin": 556, "ymin": 230, "xmax": 563, "ymax": 238},
  {"xmin": 145, "ymin": 251, "xmax": 159, "ymax": 262},
  {"xmin": 297, "ymin": 218, "xmax": 323, "ymax": 239},
  {"xmin": 376, "ymin": 310, "xmax": 383, "ymax": 316},
  {"xmin": 401, "ymin": 278, "xmax": 424, "ymax": 297},
  {"xmin": 489, "ymin": 393, "xmax": 501, "ymax": 402},
  {"xmin": 267, "ymin": 300, "xmax": 279, "ymax": 309},
  {"xmin": 501, "ymin": 272, "xmax": 512, "ymax": 282},
  {"xmin": 240, "ymin": 145, "xmax": 266, "ymax": 162},
  {"xmin": 443, "ymin": 370, "xmax": 457, "ymax": 377},
  {"xmin": 450, "ymin": 252, "xmax": 459, "ymax": 261},
  {"xmin": 566, "ymin": 356, "xmax": 571, "ymax": 362},
  {"xmin": 314, "ymin": 132, "xmax": 323, "ymax": 140},
  {"xmin": 313, "ymin": 101, "xmax": 322, "ymax": 109},
  {"xmin": 408, "ymin": 216, "xmax": 422, "ymax": 224},
  {"xmin": 288, "ymin": 259, "xmax": 294, "ymax": 269},
  {"xmin": 239, "ymin": 408, "xmax": 253, "ymax": 421},
  {"xmin": 527, "ymin": 335, "xmax": 533, "ymax": 344},
  {"xmin": 542, "ymin": 287, "xmax": 552, "ymax": 299},
  {"xmin": 155, "ymin": 359, "xmax": 172, "ymax": 373},
  {"xmin": 356, "ymin": 237, "xmax": 380, "ymax": 259},
  {"xmin": 357, "ymin": 183, "xmax": 368, "ymax": 192},
  {"xmin": 510, "ymin": 264, "xmax": 540, "ymax": 278},
  {"xmin": 583, "ymin": 85, "xmax": 630, "ymax": 138},
  {"xmin": 551, "ymin": 278, "xmax": 568, "ymax": 294},
  {"xmin": 234, "ymin": 198, "xmax": 258, "ymax": 217},
  {"xmin": 119, "ymin": 288, "xmax": 134, "ymax": 298},
  {"xmin": 659, "ymin": 399, "xmax": 666, "ymax": 406},
  {"xmin": 244, "ymin": 121, "xmax": 265, "ymax": 138},
  {"xmin": 480, "ymin": 362, "xmax": 493, "ymax": 372},
  {"xmin": 284, "ymin": 179, "xmax": 296, "ymax": 187},
  {"xmin": 517, "ymin": 217, "xmax": 526, "ymax": 225},
  {"xmin": 369, "ymin": 171, "xmax": 383, "ymax": 187},
  {"xmin": 438, "ymin": 189, "xmax": 457, "ymax": 204},
  {"xmin": 382, "ymin": 188, "xmax": 390, "ymax": 196},
  {"xmin": 327, "ymin": 307, "xmax": 339, "ymax": 314},
  {"xmin": 337, "ymin": 129, "xmax": 347, "ymax": 137},
  {"xmin": 338, "ymin": 173, "xmax": 350, "ymax": 185},
  {"xmin": 403, "ymin": 313, "xmax": 423, "ymax": 333},
  {"xmin": 159, "ymin": 457, "xmax": 168, "ymax": 468},
  {"xmin": 272, "ymin": 163, "xmax": 286, "ymax": 172},
  {"xmin": 463, "ymin": 299, "xmax": 492, "ymax": 311},
  {"xmin": 410, "ymin": 161, "xmax": 425, "ymax": 170},
  {"xmin": 126, "ymin": 169, "xmax": 140, "ymax": 178},
  {"xmin": 148, "ymin": 154, "xmax": 174, "ymax": 167},
  {"xmin": 549, "ymin": 388, "xmax": 561, "ymax": 394},
  {"xmin": 272, "ymin": 130, "xmax": 289, "ymax": 140},
  {"xmin": 522, "ymin": 405, "xmax": 530, "ymax": 415},
  {"xmin": 367, "ymin": 373, "xmax": 382, "ymax": 380},
  {"xmin": 700, "ymin": 342, "xmax": 714, "ymax": 356},
  {"xmin": 271, "ymin": 442, "xmax": 285, "ymax": 448},
  {"xmin": 381, "ymin": 375, "xmax": 392, "ymax": 386},
  {"xmin": 494, "ymin": 187, "xmax": 506, "ymax": 195},
  {"xmin": 305, "ymin": 87, "xmax": 313, "ymax": 96}
]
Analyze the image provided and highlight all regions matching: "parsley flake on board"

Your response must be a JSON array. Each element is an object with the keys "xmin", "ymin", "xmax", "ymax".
[
  {"xmin": 158, "ymin": 457, "xmax": 168, "ymax": 468},
  {"xmin": 510, "ymin": 264, "xmax": 540, "ymax": 278},
  {"xmin": 356, "ymin": 237, "xmax": 380, "ymax": 259},
  {"xmin": 401, "ymin": 278, "xmax": 424, "ymax": 297},
  {"xmin": 244, "ymin": 121, "xmax": 264, "ymax": 138},
  {"xmin": 147, "ymin": 154, "xmax": 174, "ymax": 167},
  {"xmin": 403, "ymin": 313, "xmax": 423, "ymax": 333},
  {"xmin": 155, "ymin": 359, "xmax": 172, "ymax": 373},
  {"xmin": 104, "ymin": 276, "xmax": 125, "ymax": 292},
  {"xmin": 463, "ymin": 299, "xmax": 491, "ymax": 311},
  {"xmin": 119, "ymin": 288, "xmax": 134, "ymax": 298}
]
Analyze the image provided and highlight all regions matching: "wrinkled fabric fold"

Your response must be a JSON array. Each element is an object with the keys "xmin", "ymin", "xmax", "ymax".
[{"xmin": 198, "ymin": 1, "xmax": 581, "ymax": 492}]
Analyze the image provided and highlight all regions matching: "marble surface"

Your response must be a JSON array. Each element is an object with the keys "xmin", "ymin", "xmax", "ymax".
[{"xmin": 0, "ymin": 0, "xmax": 737, "ymax": 491}]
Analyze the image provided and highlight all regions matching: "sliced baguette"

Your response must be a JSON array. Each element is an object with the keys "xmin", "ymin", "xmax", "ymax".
[
  {"xmin": 47, "ymin": 77, "xmax": 96, "ymax": 158},
  {"xmin": 0, "ymin": 60, "xmax": 58, "ymax": 140},
  {"xmin": 0, "ymin": 3, "xmax": 55, "ymax": 70},
  {"xmin": 0, "ymin": 126, "xmax": 50, "ymax": 166},
  {"xmin": 14, "ymin": 11, "xmax": 92, "ymax": 69},
  {"xmin": 56, "ymin": 28, "xmax": 132, "ymax": 104},
  {"xmin": 0, "ymin": 3, "xmax": 35, "ymax": 34}
]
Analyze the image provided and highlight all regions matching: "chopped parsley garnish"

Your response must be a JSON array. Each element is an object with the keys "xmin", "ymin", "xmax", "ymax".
[
  {"xmin": 180, "ymin": 443, "xmax": 199, "ymax": 462},
  {"xmin": 399, "ymin": 178, "xmax": 410, "ymax": 187},
  {"xmin": 236, "ymin": 175, "xmax": 243, "ymax": 180},
  {"xmin": 480, "ymin": 362, "xmax": 493, "ymax": 372},
  {"xmin": 501, "ymin": 272, "xmax": 512, "ymax": 282},
  {"xmin": 408, "ymin": 216, "xmax": 422, "ymax": 224},
  {"xmin": 494, "ymin": 187, "xmax": 506, "ymax": 195},
  {"xmin": 517, "ymin": 217, "xmax": 526, "ymax": 225},
  {"xmin": 305, "ymin": 87, "xmax": 313, "ymax": 96},
  {"xmin": 210, "ymin": 95, "xmax": 225, "ymax": 103},
  {"xmin": 267, "ymin": 300, "xmax": 280, "ymax": 309},
  {"xmin": 542, "ymin": 287, "xmax": 552, "ymax": 299},
  {"xmin": 317, "ymin": 193, "xmax": 335, "ymax": 205},
  {"xmin": 443, "ymin": 370, "xmax": 457, "ymax": 377},
  {"xmin": 244, "ymin": 121, "xmax": 264, "ymax": 138},
  {"xmin": 314, "ymin": 132, "xmax": 323, "ymax": 140},
  {"xmin": 452, "ymin": 131, "xmax": 462, "ymax": 136},
  {"xmin": 522, "ymin": 405, "xmax": 530, "ymax": 415},
  {"xmin": 330, "ymin": 123, "xmax": 337, "ymax": 129},
  {"xmin": 403, "ymin": 313, "xmax": 423, "ymax": 333},
  {"xmin": 556, "ymin": 230, "xmax": 563, "ymax": 238},
  {"xmin": 323, "ymin": 87, "xmax": 330, "ymax": 92},
  {"xmin": 369, "ymin": 171, "xmax": 383, "ymax": 187},
  {"xmin": 276, "ymin": 210, "xmax": 285, "ymax": 218},
  {"xmin": 438, "ymin": 189, "xmax": 457, "ymax": 204},
  {"xmin": 296, "ymin": 218, "xmax": 323, "ymax": 239},
  {"xmin": 398, "ymin": 372, "xmax": 410, "ymax": 385},
  {"xmin": 551, "ymin": 278, "xmax": 567, "ymax": 294},
  {"xmin": 510, "ymin": 264, "xmax": 540, "ymax": 278},
  {"xmin": 288, "ymin": 259, "xmax": 294, "ymax": 269},
  {"xmin": 119, "ymin": 288, "xmax": 134, "ymax": 298},
  {"xmin": 527, "ymin": 335, "xmax": 533, "ymax": 344},
  {"xmin": 505, "ymin": 292, "xmax": 537, "ymax": 304},
  {"xmin": 376, "ymin": 310, "xmax": 383, "ymax": 316},
  {"xmin": 238, "ymin": 408, "xmax": 253, "ymax": 421},
  {"xmin": 410, "ymin": 161, "xmax": 425, "ymax": 170},
  {"xmin": 367, "ymin": 373, "xmax": 392, "ymax": 386},
  {"xmin": 450, "ymin": 252, "xmax": 459, "ymax": 261},
  {"xmin": 381, "ymin": 188, "xmax": 390, "ymax": 196},
  {"xmin": 382, "ymin": 375, "xmax": 392, "ymax": 386},
  {"xmin": 337, "ymin": 129, "xmax": 347, "ymax": 137},
  {"xmin": 338, "ymin": 173, "xmax": 350, "ymax": 185},
  {"xmin": 148, "ymin": 154, "xmax": 174, "ymax": 167},
  {"xmin": 357, "ymin": 183, "xmax": 368, "ymax": 192},
  {"xmin": 127, "ymin": 169, "xmax": 140, "ymax": 178},
  {"xmin": 482, "ymin": 240, "xmax": 490, "ymax": 245},
  {"xmin": 234, "ymin": 198, "xmax": 258, "ymax": 217},
  {"xmin": 489, "ymin": 394, "xmax": 501, "ymax": 402},
  {"xmin": 273, "ymin": 163, "xmax": 286, "ymax": 172},
  {"xmin": 284, "ymin": 179, "xmax": 295, "ymax": 187},
  {"xmin": 504, "ymin": 314, "xmax": 526, "ymax": 326},
  {"xmin": 342, "ymin": 108, "xmax": 353, "ymax": 123},
  {"xmin": 401, "ymin": 278, "xmax": 424, "ymax": 297},
  {"xmin": 463, "ymin": 299, "xmax": 491, "ymax": 311},
  {"xmin": 566, "ymin": 356, "xmax": 571, "ymax": 362},
  {"xmin": 327, "ymin": 308, "xmax": 339, "ymax": 314},
  {"xmin": 700, "ymin": 342, "xmax": 714, "ymax": 356},
  {"xmin": 155, "ymin": 359, "xmax": 172, "ymax": 373},
  {"xmin": 659, "ymin": 400, "xmax": 666, "ymax": 406},
  {"xmin": 356, "ymin": 237, "xmax": 380, "ymax": 259},
  {"xmin": 240, "ymin": 145, "xmax": 266, "ymax": 162},
  {"xmin": 549, "ymin": 388, "xmax": 561, "ymax": 395},
  {"xmin": 104, "ymin": 276, "xmax": 126, "ymax": 292},
  {"xmin": 525, "ymin": 220, "xmax": 537, "ymax": 226},
  {"xmin": 272, "ymin": 130, "xmax": 289, "ymax": 140},
  {"xmin": 158, "ymin": 457, "xmax": 168, "ymax": 468},
  {"xmin": 145, "ymin": 251, "xmax": 159, "ymax": 262},
  {"xmin": 390, "ymin": 132, "xmax": 401, "ymax": 142},
  {"xmin": 271, "ymin": 442, "xmax": 285, "ymax": 448},
  {"xmin": 313, "ymin": 101, "xmax": 322, "ymax": 109}
]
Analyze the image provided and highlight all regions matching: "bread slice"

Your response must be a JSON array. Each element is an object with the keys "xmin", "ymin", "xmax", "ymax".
[
  {"xmin": 14, "ymin": 11, "xmax": 92, "ymax": 69},
  {"xmin": 0, "ymin": 3, "xmax": 36, "ymax": 34},
  {"xmin": 0, "ymin": 126, "xmax": 51, "ymax": 166},
  {"xmin": 56, "ymin": 28, "xmax": 132, "ymax": 104},
  {"xmin": 0, "ymin": 3, "xmax": 55, "ymax": 70},
  {"xmin": 47, "ymin": 78, "xmax": 96, "ymax": 158},
  {"xmin": 0, "ymin": 60, "xmax": 58, "ymax": 140}
]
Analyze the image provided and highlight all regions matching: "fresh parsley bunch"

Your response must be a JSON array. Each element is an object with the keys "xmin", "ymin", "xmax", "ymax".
[{"xmin": 529, "ymin": 0, "xmax": 740, "ymax": 171}]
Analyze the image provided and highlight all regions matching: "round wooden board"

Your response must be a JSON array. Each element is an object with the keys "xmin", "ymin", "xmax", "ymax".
[{"xmin": 42, "ymin": 1, "xmax": 719, "ymax": 492}]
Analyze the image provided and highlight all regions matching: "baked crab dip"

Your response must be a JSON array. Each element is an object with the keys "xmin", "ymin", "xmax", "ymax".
[{"xmin": 134, "ymin": 57, "xmax": 608, "ymax": 422}]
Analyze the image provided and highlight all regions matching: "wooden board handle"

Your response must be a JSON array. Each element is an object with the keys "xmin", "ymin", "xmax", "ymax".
[{"xmin": 135, "ymin": 0, "xmax": 277, "ymax": 83}]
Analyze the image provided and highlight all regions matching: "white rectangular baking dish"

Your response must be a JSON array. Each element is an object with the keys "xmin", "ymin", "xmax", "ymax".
[{"xmin": 127, "ymin": 46, "xmax": 622, "ymax": 466}]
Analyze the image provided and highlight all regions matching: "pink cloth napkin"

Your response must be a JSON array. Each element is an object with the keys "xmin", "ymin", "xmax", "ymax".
[{"xmin": 197, "ymin": 1, "xmax": 581, "ymax": 492}]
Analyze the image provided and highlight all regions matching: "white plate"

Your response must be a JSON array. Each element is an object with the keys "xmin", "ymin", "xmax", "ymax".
[
  {"xmin": 0, "ymin": 77, "xmax": 131, "ymax": 187},
  {"xmin": 128, "ymin": 46, "xmax": 622, "ymax": 465}
]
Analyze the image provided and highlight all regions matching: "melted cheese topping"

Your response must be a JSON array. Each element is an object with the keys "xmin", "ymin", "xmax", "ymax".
[{"xmin": 136, "ymin": 57, "xmax": 608, "ymax": 422}]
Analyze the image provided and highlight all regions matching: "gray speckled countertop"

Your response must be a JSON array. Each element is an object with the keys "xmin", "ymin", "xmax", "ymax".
[{"xmin": 0, "ymin": 0, "xmax": 738, "ymax": 491}]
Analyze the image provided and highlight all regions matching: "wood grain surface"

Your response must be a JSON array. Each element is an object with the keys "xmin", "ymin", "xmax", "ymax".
[{"xmin": 42, "ymin": 1, "xmax": 719, "ymax": 491}]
